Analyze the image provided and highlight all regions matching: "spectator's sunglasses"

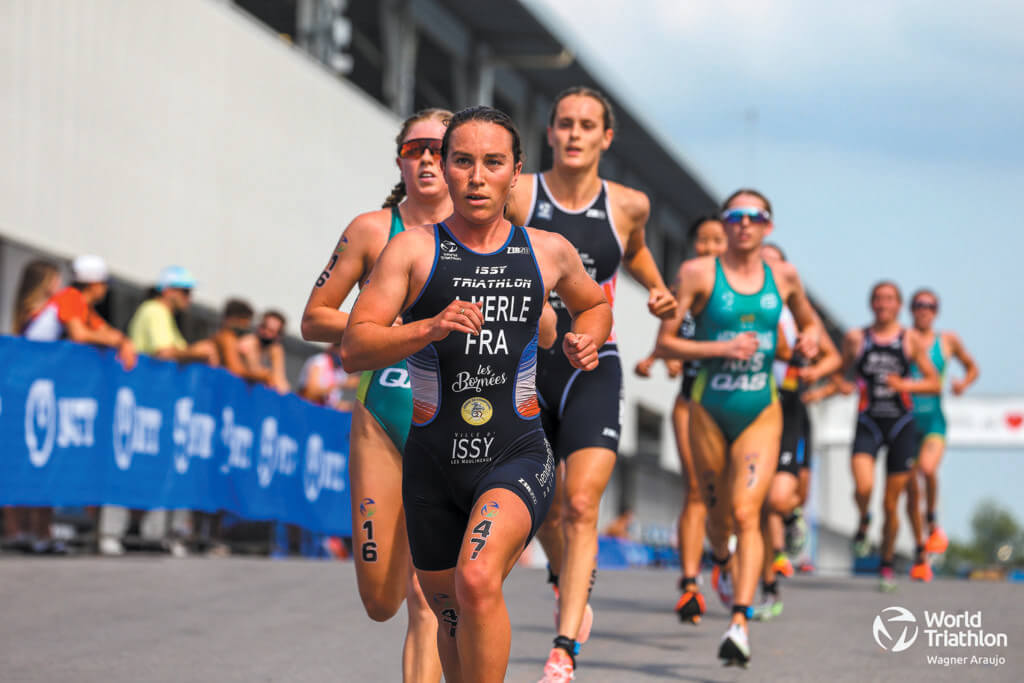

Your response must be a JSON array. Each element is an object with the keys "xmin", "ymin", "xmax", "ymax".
[
  {"xmin": 398, "ymin": 138, "xmax": 443, "ymax": 159},
  {"xmin": 721, "ymin": 207, "xmax": 771, "ymax": 224},
  {"xmin": 912, "ymin": 300, "xmax": 938, "ymax": 311}
]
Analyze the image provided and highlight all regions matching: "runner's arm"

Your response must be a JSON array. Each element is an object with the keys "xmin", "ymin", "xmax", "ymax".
[
  {"xmin": 800, "ymin": 328, "xmax": 842, "ymax": 385},
  {"xmin": 889, "ymin": 332, "xmax": 940, "ymax": 395},
  {"xmin": 947, "ymin": 331, "xmax": 980, "ymax": 395},
  {"xmin": 788, "ymin": 285, "xmax": 842, "ymax": 385},
  {"xmin": 301, "ymin": 215, "xmax": 376, "ymax": 343},
  {"xmin": 653, "ymin": 259, "xmax": 757, "ymax": 361},
  {"xmin": 638, "ymin": 314, "xmax": 685, "ymax": 377},
  {"xmin": 830, "ymin": 328, "xmax": 863, "ymax": 394},
  {"xmin": 538, "ymin": 301, "xmax": 558, "ymax": 349},
  {"xmin": 550, "ymin": 235, "xmax": 612, "ymax": 371},
  {"xmin": 801, "ymin": 379, "xmax": 840, "ymax": 404},
  {"xmin": 780, "ymin": 263, "xmax": 824, "ymax": 361},
  {"xmin": 616, "ymin": 187, "xmax": 676, "ymax": 319},
  {"xmin": 341, "ymin": 232, "xmax": 484, "ymax": 372}
]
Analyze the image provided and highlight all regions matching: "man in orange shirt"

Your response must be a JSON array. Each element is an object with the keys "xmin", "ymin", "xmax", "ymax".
[{"xmin": 23, "ymin": 254, "xmax": 136, "ymax": 369}]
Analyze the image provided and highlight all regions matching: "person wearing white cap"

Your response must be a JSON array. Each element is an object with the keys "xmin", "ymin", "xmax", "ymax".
[
  {"xmin": 23, "ymin": 254, "xmax": 138, "ymax": 370},
  {"xmin": 126, "ymin": 265, "xmax": 218, "ymax": 364}
]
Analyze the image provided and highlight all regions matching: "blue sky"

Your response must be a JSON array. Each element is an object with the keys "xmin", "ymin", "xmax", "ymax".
[{"xmin": 529, "ymin": 0, "xmax": 1024, "ymax": 542}]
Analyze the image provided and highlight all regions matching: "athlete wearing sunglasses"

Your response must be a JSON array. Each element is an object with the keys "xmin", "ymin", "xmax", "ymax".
[
  {"xmin": 904, "ymin": 289, "xmax": 979, "ymax": 582},
  {"xmin": 655, "ymin": 188, "xmax": 823, "ymax": 667},
  {"xmin": 399, "ymin": 137, "xmax": 443, "ymax": 159},
  {"xmin": 302, "ymin": 108, "xmax": 453, "ymax": 683},
  {"xmin": 721, "ymin": 207, "xmax": 772, "ymax": 225}
]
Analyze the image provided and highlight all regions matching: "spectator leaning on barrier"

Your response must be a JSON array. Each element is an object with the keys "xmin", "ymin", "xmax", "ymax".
[
  {"xmin": 239, "ymin": 310, "xmax": 290, "ymax": 393},
  {"xmin": 4, "ymin": 259, "xmax": 67, "ymax": 553},
  {"xmin": 127, "ymin": 266, "xmax": 218, "ymax": 364},
  {"xmin": 297, "ymin": 342, "xmax": 359, "ymax": 412},
  {"xmin": 23, "ymin": 255, "xmax": 137, "ymax": 370},
  {"xmin": 212, "ymin": 299, "xmax": 273, "ymax": 384},
  {"xmin": 99, "ymin": 266, "xmax": 211, "ymax": 557}
]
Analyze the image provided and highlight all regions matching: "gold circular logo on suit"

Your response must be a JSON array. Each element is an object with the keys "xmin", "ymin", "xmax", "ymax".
[{"xmin": 461, "ymin": 397, "xmax": 493, "ymax": 426}]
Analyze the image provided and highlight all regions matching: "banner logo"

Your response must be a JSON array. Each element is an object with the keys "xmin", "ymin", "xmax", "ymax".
[
  {"xmin": 24, "ymin": 379, "xmax": 57, "ymax": 467},
  {"xmin": 303, "ymin": 433, "xmax": 346, "ymax": 502}
]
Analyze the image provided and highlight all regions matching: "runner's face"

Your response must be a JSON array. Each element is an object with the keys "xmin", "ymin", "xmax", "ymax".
[
  {"xmin": 723, "ymin": 194, "xmax": 772, "ymax": 253},
  {"xmin": 911, "ymin": 295, "xmax": 938, "ymax": 329},
  {"xmin": 547, "ymin": 95, "xmax": 613, "ymax": 170},
  {"xmin": 443, "ymin": 121, "xmax": 522, "ymax": 225},
  {"xmin": 694, "ymin": 220, "xmax": 727, "ymax": 257},
  {"xmin": 398, "ymin": 119, "xmax": 448, "ymax": 200},
  {"xmin": 871, "ymin": 285, "xmax": 901, "ymax": 324}
]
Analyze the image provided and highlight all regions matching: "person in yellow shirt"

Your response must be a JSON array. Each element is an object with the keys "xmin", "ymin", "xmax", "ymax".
[
  {"xmin": 99, "ymin": 266, "xmax": 217, "ymax": 557},
  {"xmin": 128, "ymin": 266, "xmax": 218, "ymax": 363}
]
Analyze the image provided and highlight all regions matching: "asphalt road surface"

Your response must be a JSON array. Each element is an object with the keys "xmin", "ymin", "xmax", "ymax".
[{"xmin": 2, "ymin": 557, "xmax": 1021, "ymax": 682}]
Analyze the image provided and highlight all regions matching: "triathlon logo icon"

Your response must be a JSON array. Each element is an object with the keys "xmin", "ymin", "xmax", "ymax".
[
  {"xmin": 481, "ymin": 501, "xmax": 500, "ymax": 518},
  {"xmin": 873, "ymin": 606, "xmax": 919, "ymax": 653},
  {"xmin": 440, "ymin": 240, "xmax": 461, "ymax": 261},
  {"xmin": 461, "ymin": 397, "xmax": 493, "ymax": 426}
]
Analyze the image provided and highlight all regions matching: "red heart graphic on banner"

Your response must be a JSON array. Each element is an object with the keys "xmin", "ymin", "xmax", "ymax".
[{"xmin": 1006, "ymin": 413, "xmax": 1024, "ymax": 429}]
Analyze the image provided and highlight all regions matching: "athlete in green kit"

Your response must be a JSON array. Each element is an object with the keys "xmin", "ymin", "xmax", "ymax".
[
  {"xmin": 301, "ymin": 109, "xmax": 452, "ymax": 683},
  {"xmin": 689, "ymin": 257, "xmax": 782, "ymax": 439},
  {"xmin": 354, "ymin": 206, "xmax": 415, "ymax": 451},
  {"xmin": 655, "ymin": 189, "xmax": 823, "ymax": 667},
  {"xmin": 904, "ymin": 288, "xmax": 979, "ymax": 577}
]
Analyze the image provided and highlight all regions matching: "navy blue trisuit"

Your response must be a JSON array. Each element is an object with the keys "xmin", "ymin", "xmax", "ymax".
[
  {"xmin": 402, "ymin": 222, "xmax": 556, "ymax": 571},
  {"xmin": 851, "ymin": 328, "xmax": 920, "ymax": 474},
  {"xmin": 525, "ymin": 174, "xmax": 624, "ymax": 461}
]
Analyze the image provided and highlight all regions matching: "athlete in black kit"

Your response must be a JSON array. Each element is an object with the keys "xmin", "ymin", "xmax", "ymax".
[
  {"xmin": 506, "ymin": 86, "xmax": 676, "ymax": 682},
  {"xmin": 342, "ymin": 107, "xmax": 612, "ymax": 683},
  {"xmin": 835, "ymin": 281, "xmax": 939, "ymax": 592}
]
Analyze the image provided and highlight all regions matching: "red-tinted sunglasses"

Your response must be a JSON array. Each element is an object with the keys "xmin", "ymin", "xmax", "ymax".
[{"xmin": 398, "ymin": 138, "xmax": 443, "ymax": 159}]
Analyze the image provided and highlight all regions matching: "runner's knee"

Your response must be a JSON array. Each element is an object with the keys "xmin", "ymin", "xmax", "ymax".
[
  {"xmin": 883, "ymin": 494, "xmax": 901, "ymax": 516},
  {"xmin": 732, "ymin": 502, "xmax": 761, "ymax": 534},
  {"xmin": 455, "ymin": 562, "xmax": 502, "ymax": 614},
  {"xmin": 360, "ymin": 588, "xmax": 404, "ymax": 622},
  {"xmin": 565, "ymin": 490, "xmax": 600, "ymax": 528},
  {"xmin": 767, "ymin": 487, "xmax": 793, "ymax": 515},
  {"xmin": 406, "ymin": 593, "xmax": 437, "ymax": 628},
  {"xmin": 918, "ymin": 459, "xmax": 938, "ymax": 478}
]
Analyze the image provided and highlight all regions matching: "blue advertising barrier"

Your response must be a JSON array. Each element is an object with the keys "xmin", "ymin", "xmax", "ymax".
[{"xmin": 0, "ymin": 336, "xmax": 352, "ymax": 536}]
